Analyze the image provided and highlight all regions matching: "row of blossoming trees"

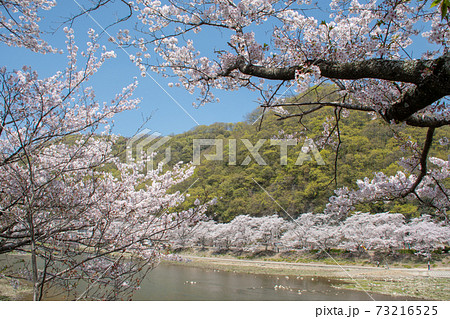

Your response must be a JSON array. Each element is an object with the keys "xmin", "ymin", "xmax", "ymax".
[{"xmin": 166, "ymin": 213, "xmax": 450, "ymax": 256}]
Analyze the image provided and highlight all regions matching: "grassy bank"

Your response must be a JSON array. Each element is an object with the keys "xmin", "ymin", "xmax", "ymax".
[{"xmin": 164, "ymin": 249, "xmax": 450, "ymax": 301}]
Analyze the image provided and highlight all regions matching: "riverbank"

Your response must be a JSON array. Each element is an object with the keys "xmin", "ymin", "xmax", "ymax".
[{"xmin": 165, "ymin": 254, "xmax": 450, "ymax": 300}]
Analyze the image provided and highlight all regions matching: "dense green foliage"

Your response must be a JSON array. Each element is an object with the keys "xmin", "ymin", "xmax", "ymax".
[{"xmin": 116, "ymin": 86, "xmax": 449, "ymax": 222}]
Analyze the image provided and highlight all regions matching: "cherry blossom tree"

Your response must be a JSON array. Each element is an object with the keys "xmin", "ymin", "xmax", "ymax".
[
  {"xmin": 228, "ymin": 215, "xmax": 259, "ymax": 249},
  {"xmin": 398, "ymin": 214, "xmax": 450, "ymax": 255},
  {"xmin": 281, "ymin": 213, "xmax": 319, "ymax": 249},
  {"xmin": 190, "ymin": 220, "xmax": 217, "ymax": 248},
  {"xmin": 213, "ymin": 222, "xmax": 235, "ymax": 249},
  {"xmin": 340, "ymin": 212, "xmax": 405, "ymax": 252},
  {"xmin": 119, "ymin": 0, "xmax": 450, "ymax": 124},
  {"xmin": 252, "ymin": 214, "xmax": 288, "ymax": 250},
  {"xmin": 0, "ymin": 21, "xmax": 209, "ymax": 300},
  {"xmin": 164, "ymin": 205, "xmax": 209, "ymax": 249},
  {"xmin": 307, "ymin": 224, "xmax": 340, "ymax": 251}
]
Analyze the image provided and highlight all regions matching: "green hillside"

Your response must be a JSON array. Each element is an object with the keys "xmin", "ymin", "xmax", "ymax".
[{"xmin": 115, "ymin": 87, "xmax": 449, "ymax": 222}]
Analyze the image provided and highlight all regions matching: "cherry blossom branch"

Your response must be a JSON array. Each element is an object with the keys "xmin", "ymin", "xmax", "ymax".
[
  {"xmin": 230, "ymin": 54, "xmax": 450, "ymax": 125},
  {"xmin": 401, "ymin": 126, "xmax": 435, "ymax": 197}
]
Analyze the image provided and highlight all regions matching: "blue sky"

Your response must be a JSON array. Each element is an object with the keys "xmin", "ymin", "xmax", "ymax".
[{"xmin": 0, "ymin": 1, "xmax": 260, "ymax": 137}]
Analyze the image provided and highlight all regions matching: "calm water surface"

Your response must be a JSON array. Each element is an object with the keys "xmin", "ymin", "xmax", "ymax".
[
  {"xmin": 132, "ymin": 263, "xmax": 417, "ymax": 301},
  {"xmin": 1, "ymin": 255, "xmax": 421, "ymax": 301}
]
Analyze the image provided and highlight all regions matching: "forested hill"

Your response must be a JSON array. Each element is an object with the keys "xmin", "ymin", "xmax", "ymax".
[{"xmin": 115, "ymin": 98, "xmax": 449, "ymax": 223}]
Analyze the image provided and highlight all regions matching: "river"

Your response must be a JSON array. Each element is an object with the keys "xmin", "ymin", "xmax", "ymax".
[
  {"xmin": 1, "ymin": 256, "xmax": 421, "ymax": 301},
  {"xmin": 131, "ymin": 262, "xmax": 416, "ymax": 301}
]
